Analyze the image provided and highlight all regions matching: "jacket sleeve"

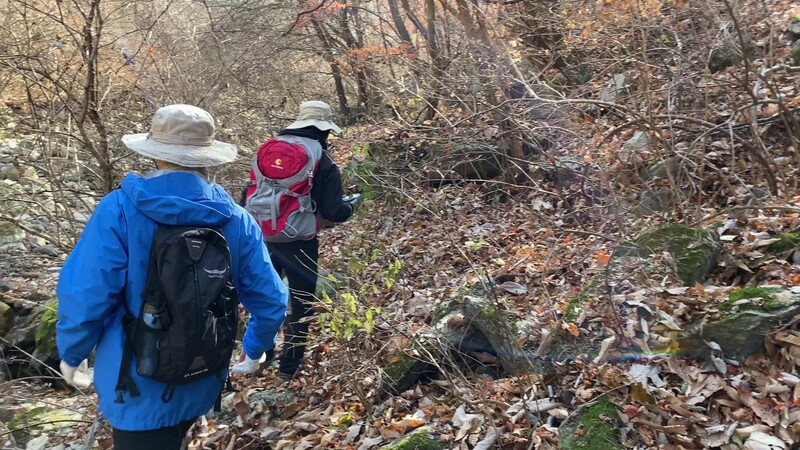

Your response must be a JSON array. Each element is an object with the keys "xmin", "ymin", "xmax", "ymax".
[
  {"xmin": 312, "ymin": 153, "xmax": 353, "ymax": 223},
  {"xmin": 236, "ymin": 215, "xmax": 288, "ymax": 359},
  {"xmin": 56, "ymin": 194, "xmax": 128, "ymax": 367}
]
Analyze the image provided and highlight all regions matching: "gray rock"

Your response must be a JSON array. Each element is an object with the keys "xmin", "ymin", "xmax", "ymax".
[
  {"xmin": 645, "ymin": 157, "xmax": 684, "ymax": 181},
  {"xmin": 789, "ymin": 18, "xmax": 800, "ymax": 39},
  {"xmin": 638, "ymin": 187, "xmax": 676, "ymax": 215},
  {"xmin": 599, "ymin": 74, "xmax": 628, "ymax": 103},
  {"xmin": 793, "ymin": 41, "xmax": 800, "ymax": 65},
  {"xmin": 0, "ymin": 278, "xmax": 11, "ymax": 292},
  {"xmin": 619, "ymin": 131, "xmax": 650, "ymax": 164},
  {"xmin": 33, "ymin": 246, "xmax": 59, "ymax": 257},
  {"xmin": 708, "ymin": 33, "xmax": 752, "ymax": 73},
  {"xmin": 25, "ymin": 434, "xmax": 48, "ymax": 450},
  {"xmin": 0, "ymin": 139, "xmax": 22, "ymax": 154},
  {"xmin": 5, "ymin": 166, "xmax": 20, "ymax": 182}
]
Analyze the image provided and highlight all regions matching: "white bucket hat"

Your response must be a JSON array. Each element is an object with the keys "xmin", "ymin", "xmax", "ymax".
[
  {"xmin": 122, "ymin": 104, "xmax": 237, "ymax": 168},
  {"xmin": 285, "ymin": 101, "xmax": 342, "ymax": 134}
]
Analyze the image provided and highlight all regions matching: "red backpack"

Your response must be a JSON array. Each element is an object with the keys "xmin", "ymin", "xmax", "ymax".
[{"xmin": 244, "ymin": 135, "xmax": 323, "ymax": 243}]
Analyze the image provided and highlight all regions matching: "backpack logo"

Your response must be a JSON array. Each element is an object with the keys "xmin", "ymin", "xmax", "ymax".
[
  {"xmin": 245, "ymin": 136, "xmax": 323, "ymax": 243},
  {"xmin": 203, "ymin": 267, "xmax": 228, "ymax": 278}
]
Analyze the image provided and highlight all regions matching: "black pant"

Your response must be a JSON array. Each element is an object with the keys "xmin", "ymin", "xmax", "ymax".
[
  {"xmin": 267, "ymin": 239, "xmax": 319, "ymax": 376},
  {"xmin": 112, "ymin": 419, "xmax": 194, "ymax": 450}
]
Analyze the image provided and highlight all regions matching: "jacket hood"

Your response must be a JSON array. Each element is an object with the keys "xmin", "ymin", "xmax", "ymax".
[{"xmin": 120, "ymin": 171, "xmax": 234, "ymax": 226}]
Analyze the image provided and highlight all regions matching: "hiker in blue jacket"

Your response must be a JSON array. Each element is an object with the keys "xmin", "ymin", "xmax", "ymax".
[{"xmin": 56, "ymin": 104, "xmax": 288, "ymax": 449}]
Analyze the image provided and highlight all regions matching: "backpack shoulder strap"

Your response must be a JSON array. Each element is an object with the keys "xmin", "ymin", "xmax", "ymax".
[{"xmin": 116, "ymin": 224, "xmax": 166, "ymax": 403}]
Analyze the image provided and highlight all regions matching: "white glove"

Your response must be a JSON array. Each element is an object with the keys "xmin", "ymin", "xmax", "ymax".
[
  {"xmin": 60, "ymin": 360, "xmax": 92, "ymax": 389},
  {"xmin": 231, "ymin": 355, "xmax": 260, "ymax": 375}
]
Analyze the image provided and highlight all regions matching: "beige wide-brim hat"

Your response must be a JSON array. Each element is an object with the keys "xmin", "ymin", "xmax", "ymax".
[
  {"xmin": 286, "ymin": 100, "xmax": 343, "ymax": 134},
  {"xmin": 122, "ymin": 104, "xmax": 237, "ymax": 168}
]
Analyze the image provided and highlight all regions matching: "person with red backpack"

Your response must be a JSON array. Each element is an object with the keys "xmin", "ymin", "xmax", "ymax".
[{"xmin": 233, "ymin": 101, "xmax": 360, "ymax": 381}]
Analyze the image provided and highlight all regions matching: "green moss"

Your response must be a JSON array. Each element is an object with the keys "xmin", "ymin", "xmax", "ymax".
[
  {"xmin": 559, "ymin": 399, "xmax": 622, "ymax": 450},
  {"xmin": 432, "ymin": 299, "xmax": 461, "ymax": 324},
  {"xmin": 564, "ymin": 293, "xmax": 591, "ymax": 323},
  {"xmin": 382, "ymin": 427, "xmax": 443, "ymax": 450},
  {"xmin": 766, "ymin": 232, "xmax": 800, "ymax": 253},
  {"xmin": 0, "ymin": 220, "xmax": 17, "ymax": 236},
  {"xmin": 383, "ymin": 352, "xmax": 421, "ymax": 384},
  {"xmin": 564, "ymin": 274, "xmax": 605, "ymax": 323},
  {"xmin": 632, "ymin": 225, "xmax": 721, "ymax": 285},
  {"xmin": 34, "ymin": 299, "xmax": 58, "ymax": 356},
  {"xmin": 720, "ymin": 287, "xmax": 794, "ymax": 313}
]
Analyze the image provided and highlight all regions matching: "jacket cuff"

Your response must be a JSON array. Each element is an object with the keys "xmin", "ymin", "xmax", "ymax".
[
  {"xmin": 243, "ymin": 340, "xmax": 269, "ymax": 361},
  {"xmin": 63, "ymin": 357, "xmax": 82, "ymax": 368}
]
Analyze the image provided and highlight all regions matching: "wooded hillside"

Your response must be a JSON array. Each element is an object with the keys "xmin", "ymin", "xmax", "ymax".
[{"xmin": 1, "ymin": 0, "xmax": 800, "ymax": 449}]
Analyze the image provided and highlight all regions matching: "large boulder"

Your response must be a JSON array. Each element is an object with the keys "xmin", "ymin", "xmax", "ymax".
[{"xmin": 681, "ymin": 287, "xmax": 800, "ymax": 362}]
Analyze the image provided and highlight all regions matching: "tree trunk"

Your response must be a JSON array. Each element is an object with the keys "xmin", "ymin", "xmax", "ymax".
[
  {"xmin": 421, "ymin": 0, "xmax": 444, "ymax": 122},
  {"xmin": 388, "ymin": 0, "xmax": 414, "ymax": 46},
  {"xmin": 311, "ymin": 19, "xmax": 352, "ymax": 119},
  {"xmin": 79, "ymin": 0, "xmax": 114, "ymax": 193}
]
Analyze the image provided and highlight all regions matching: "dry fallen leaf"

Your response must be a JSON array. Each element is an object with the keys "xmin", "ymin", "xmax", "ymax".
[
  {"xmin": 498, "ymin": 281, "xmax": 527, "ymax": 295},
  {"xmin": 743, "ymin": 431, "xmax": 787, "ymax": 450}
]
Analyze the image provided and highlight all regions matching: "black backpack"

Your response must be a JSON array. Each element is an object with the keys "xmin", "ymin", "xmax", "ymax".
[{"xmin": 115, "ymin": 225, "xmax": 239, "ymax": 404}]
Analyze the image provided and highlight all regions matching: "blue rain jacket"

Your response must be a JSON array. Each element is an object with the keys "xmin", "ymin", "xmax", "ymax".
[{"xmin": 56, "ymin": 171, "xmax": 288, "ymax": 431}]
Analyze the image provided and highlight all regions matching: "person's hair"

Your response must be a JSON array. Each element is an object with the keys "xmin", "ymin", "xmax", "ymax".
[{"xmin": 156, "ymin": 160, "xmax": 210, "ymax": 178}]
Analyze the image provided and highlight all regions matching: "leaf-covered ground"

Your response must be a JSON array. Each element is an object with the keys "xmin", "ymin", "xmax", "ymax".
[{"xmin": 2, "ymin": 0, "xmax": 800, "ymax": 448}]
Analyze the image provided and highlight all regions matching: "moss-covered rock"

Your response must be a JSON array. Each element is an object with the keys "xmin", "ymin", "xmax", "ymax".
[
  {"xmin": 7, "ymin": 402, "xmax": 84, "ymax": 445},
  {"xmin": 379, "ymin": 341, "xmax": 437, "ymax": 397},
  {"xmin": 719, "ymin": 286, "xmax": 785, "ymax": 312},
  {"xmin": 682, "ymin": 288, "xmax": 800, "ymax": 361},
  {"xmin": 766, "ymin": 231, "xmax": 800, "ymax": 254},
  {"xmin": 3, "ymin": 298, "xmax": 60, "ymax": 378},
  {"xmin": 620, "ymin": 225, "xmax": 721, "ymax": 285},
  {"xmin": 559, "ymin": 399, "xmax": 623, "ymax": 450},
  {"xmin": 381, "ymin": 427, "xmax": 443, "ymax": 450},
  {"xmin": 34, "ymin": 299, "xmax": 58, "ymax": 356},
  {"xmin": 462, "ymin": 296, "xmax": 530, "ymax": 374}
]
